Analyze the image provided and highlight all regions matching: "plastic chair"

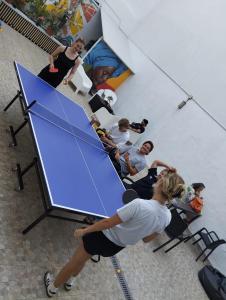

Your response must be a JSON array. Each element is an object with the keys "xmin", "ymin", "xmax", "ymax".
[
  {"xmin": 184, "ymin": 228, "xmax": 226, "ymax": 262},
  {"xmin": 94, "ymin": 107, "xmax": 120, "ymax": 129},
  {"xmin": 70, "ymin": 64, "xmax": 92, "ymax": 95},
  {"xmin": 153, "ymin": 208, "xmax": 189, "ymax": 253}
]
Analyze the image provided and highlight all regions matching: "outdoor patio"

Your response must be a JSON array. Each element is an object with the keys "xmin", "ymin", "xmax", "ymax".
[{"xmin": 0, "ymin": 23, "xmax": 208, "ymax": 300}]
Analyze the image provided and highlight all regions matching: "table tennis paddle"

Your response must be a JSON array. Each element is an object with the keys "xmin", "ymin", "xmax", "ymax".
[
  {"xmin": 122, "ymin": 189, "xmax": 138, "ymax": 204},
  {"xmin": 49, "ymin": 67, "xmax": 59, "ymax": 73}
]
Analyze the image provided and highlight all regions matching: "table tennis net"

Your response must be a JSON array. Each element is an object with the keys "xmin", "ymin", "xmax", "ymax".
[{"xmin": 29, "ymin": 102, "xmax": 105, "ymax": 152}]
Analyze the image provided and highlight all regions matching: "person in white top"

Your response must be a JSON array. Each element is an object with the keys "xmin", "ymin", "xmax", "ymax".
[
  {"xmin": 44, "ymin": 172, "xmax": 185, "ymax": 297},
  {"xmin": 100, "ymin": 118, "xmax": 130, "ymax": 150}
]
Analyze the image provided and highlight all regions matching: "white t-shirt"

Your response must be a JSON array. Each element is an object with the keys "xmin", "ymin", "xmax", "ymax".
[
  {"xmin": 119, "ymin": 147, "xmax": 147, "ymax": 176},
  {"xmin": 103, "ymin": 198, "xmax": 171, "ymax": 247},
  {"xmin": 108, "ymin": 124, "xmax": 130, "ymax": 145}
]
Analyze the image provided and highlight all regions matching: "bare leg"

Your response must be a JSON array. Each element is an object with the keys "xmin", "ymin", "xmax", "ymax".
[{"xmin": 54, "ymin": 242, "xmax": 91, "ymax": 288}]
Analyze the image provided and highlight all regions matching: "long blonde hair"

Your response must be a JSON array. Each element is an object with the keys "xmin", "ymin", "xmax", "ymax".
[{"xmin": 160, "ymin": 173, "xmax": 185, "ymax": 201}]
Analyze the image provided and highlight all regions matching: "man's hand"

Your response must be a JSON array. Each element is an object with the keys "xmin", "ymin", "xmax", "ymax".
[
  {"xmin": 114, "ymin": 150, "xmax": 120, "ymax": 160},
  {"xmin": 74, "ymin": 228, "xmax": 87, "ymax": 239},
  {"xmin": 169, "ymin": 167, "xmax": 177, "ymax": 173},
  {"xmin": 124, "ymin": 152, "xmax": 130, "ymax": 162}
]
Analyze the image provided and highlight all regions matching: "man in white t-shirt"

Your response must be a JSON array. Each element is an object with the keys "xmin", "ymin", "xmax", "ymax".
[{"xmin": 101, "ymin": 118, "xmax": 130, "ymax": 149}]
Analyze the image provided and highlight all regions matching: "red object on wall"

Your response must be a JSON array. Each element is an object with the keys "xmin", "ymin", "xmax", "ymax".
[{"xmin": 96, "ymin": 82, "xmax": 115, "ymax": 91}]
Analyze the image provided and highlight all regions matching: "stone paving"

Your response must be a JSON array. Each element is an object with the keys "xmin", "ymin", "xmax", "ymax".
[{"xmin": 0, "ymin": 23, "xmax": 208, "ymax": 299}]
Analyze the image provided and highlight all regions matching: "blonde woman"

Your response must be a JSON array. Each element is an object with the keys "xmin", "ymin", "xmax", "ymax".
[
  {"xmin": 44, "ymin": 172, "xmax": 185, "ymax": 297},
  {"xmin": 38, "ymin": 37, "xmax": 85, "ymax": 88}
]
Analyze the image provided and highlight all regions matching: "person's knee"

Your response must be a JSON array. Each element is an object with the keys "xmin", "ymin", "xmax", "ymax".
[{"xmin": 71, "ymin": 242, "xmax": 91, "ymax": 263}]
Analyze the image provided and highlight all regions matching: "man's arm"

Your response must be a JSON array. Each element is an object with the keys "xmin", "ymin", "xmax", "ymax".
[
  {"xmin": 129, "ymin": 127, "xmax": 141, "ymax": 133},
  {"xmin": 150, "ymin": 160, "xmax": 176, "ymax": 171},
  {"xmin": 101, "ymin": 136, "xmax": 116, "ymax": 147},
  {"xmin": 124, "ymin": 152, "xmax": 138, "ymax": 176},
  {"xmin": 142, "ymin": 233, "xmax": 158, "ymax": 243},
  {"xmin": 75, "ymin": 214, "xmax": 122, "ymax": 238}
]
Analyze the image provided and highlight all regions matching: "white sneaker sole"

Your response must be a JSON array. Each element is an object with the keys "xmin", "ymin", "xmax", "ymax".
[{"xmin": 44, "ymin": 272, "xmax": 57, "ymax": 298}]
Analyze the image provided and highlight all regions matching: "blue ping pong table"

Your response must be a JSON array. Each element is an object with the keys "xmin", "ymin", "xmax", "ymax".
[{"xmin": 4, "ymin": 62, "xmax": 125, "ymax": 234}]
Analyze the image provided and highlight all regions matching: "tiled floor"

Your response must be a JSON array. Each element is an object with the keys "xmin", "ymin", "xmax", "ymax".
[{"xmin": 0, "ymin": 23, "xmax": 208, "ymax": 299}]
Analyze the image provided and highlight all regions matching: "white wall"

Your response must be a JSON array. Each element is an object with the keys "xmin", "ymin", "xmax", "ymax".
[
  {"xmin": 128, "ymin": 0, "xmax": 226, "ymax": 128},
  {"xmin": 104, "ymin": 1, "xmax": 226, "ymax": 273}
]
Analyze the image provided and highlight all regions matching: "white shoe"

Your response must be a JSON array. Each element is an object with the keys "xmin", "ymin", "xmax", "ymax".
[
  {"xmin": 44, "ymin": 272, "xmax": 58, "ymax": 297},
  {"xmin": 64, "ymin": 277, "xmax": 75, "ymax": 291}
]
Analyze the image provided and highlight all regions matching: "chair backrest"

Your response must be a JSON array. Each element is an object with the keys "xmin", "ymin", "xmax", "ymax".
[
  {"xmin": 199, "ymin": 232, "xmax": 212, "ymax": 247},
  {"xmin": 165, "ymin": 208, "xmax": 188, "ymax": 238},
  {"xmin": 71, "ymin": 64, "xmax": 92, "ymax": 93},
  {"xmin": 94, "ymin": 107, "xmax": 121, "ymax": 129}
]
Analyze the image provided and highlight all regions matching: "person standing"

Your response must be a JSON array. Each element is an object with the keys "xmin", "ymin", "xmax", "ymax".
[
  {"xmin": 44, "ymin": 172, "xmax": 185, "ymax": 297},
  {"xmin": 38, "ymin": 37, "xmax": 85, "ymax": 88}
]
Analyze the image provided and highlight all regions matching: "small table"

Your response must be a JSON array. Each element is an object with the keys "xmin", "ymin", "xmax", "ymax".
[
  {"xmin": 88, "ymin": 89, "xmax": 117, "ymax": 114},
  {"xmin": 97, "ymin": 89, "xmax": 117, "ymax": 107}
]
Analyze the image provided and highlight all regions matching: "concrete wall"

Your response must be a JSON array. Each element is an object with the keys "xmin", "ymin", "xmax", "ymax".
[{"xmin": 102, "ymin": 1, "xmax": 226, "ymax": 273}]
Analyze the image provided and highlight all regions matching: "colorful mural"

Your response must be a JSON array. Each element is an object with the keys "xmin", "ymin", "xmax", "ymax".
[
  {"xmin": 6, "ymin": 0, "xmax": 99, "ymax": 45},
  {"xmin": 83, "ymin": 40, "xmax": 132, "ymax": 91}
]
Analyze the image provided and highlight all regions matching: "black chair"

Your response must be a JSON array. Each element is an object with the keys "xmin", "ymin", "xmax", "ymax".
[
  {"xmin": 122, "ymin": 176, "xmax": 135, "ymax": 189},
  {"xmin": 184, "ymin": 227, "xmax": 226, "ymax": 262},
  {"xmin": 89, "ymin": 94, "xmax": 114, "ymax": 114},
  {"xmin": 153, "ymin": 208, "xmax": 189, "ymax": 253}
]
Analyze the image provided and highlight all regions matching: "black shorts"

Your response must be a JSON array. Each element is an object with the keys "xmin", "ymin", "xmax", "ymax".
[{"xmin": 82, "ymin": 231, "xmax": 124, "ymax": 257}]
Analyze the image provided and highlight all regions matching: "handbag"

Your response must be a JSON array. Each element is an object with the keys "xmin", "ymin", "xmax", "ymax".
[{"xmin": 189, "ymin": 197, "xmax": 203, "ymax": 213}]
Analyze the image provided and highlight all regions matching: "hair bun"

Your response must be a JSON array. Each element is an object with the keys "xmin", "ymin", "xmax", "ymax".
[
  {"xmin": 172, "ymin": 184, "xmax": 186, "ymax": 199},
  {"xmin": 161, "ymin": 174, "xmax": 185, "ymax": 200}
]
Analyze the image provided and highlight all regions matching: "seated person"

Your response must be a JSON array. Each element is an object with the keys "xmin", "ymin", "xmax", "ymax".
[
  {"xmin": 98, "ymin": 118, "xmax": 130, "ymax": 150},
  {"xmin": 183, "ymin": 183, "xmax": 205, "ymax": 203},
  {"xmin": 110, "ymin": 141, "xmax": 154, "ymax": 177},
  {"xmin": 124, "ymin": 160, "xmax": 176, "ymax": 199},
  {"xmin": 130, "ymin": 119, "xmax": 148, "ymax": 134},
  {"xmin": 182, "ymin": 182, "xmax": 205, "ymax": 223}
]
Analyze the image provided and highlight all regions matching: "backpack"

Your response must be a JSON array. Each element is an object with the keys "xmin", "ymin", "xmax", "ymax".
[
  {"xmin": 198, "ymin": 265, "xmax": 226, "ymax": 300},
  {"xmin": 190, "ymin": 196, "xmax": 203, "ymax": 213}
]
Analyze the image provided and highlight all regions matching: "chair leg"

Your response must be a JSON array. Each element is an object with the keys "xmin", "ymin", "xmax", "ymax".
[
  {"xmin": 196, "ymin": 247, "xmax": 207, "ymax": 261},
  {"xmin": 184, "ymin": 233, "xmax": 197, "ymax": 243},
  {"xmin": 184, "ymin": 228, "xmax": 206, "ymax": 243},
  {"xmin": 202, "ymin": 248, "xmax": 216, "ymax": 262},
  {"xmin": 192, "ymin": 238, "xmax": 202, "ymax": 245},
  {"xmin": 165, "ymin": 239, "xmax": 184, "ymax": 253},
  {"xmin": 153, "ymin": 238, "xmax": 174, "ymax": 252}
]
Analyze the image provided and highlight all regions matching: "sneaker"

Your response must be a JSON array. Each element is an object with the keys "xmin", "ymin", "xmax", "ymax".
[
  {"xmin": 64, "ymin": 277, "xmax": 75, "ymax": 291},
  {"xmin": 44, "ymin": 271, "xmax": 58, "ymax": 297}
]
